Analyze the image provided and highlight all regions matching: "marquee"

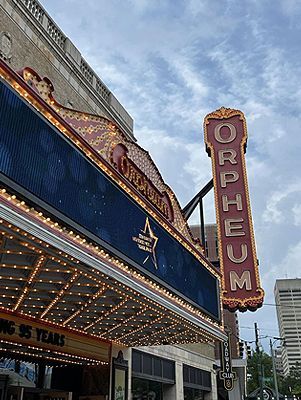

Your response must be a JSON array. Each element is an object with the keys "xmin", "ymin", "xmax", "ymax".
[{"xmin": 0, "ymin": 59, "xmax": 225, "ymax": 358}]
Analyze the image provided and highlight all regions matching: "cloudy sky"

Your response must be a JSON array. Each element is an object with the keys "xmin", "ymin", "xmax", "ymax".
[{"xmin": 40, "ymin": 0, "xmax": 301, "ymax": 349}]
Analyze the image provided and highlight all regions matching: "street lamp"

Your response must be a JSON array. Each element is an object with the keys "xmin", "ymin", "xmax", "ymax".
[{"xmin": 269, "ymin": 337, "xmax": 284, "ymax": 400}]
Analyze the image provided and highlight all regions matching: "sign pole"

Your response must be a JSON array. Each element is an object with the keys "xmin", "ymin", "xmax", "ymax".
[
  {"xmin": 255, "ymin": 323, "xmax": 264, "ymax": 400},
  {"xmin": 269, "ymin": 339, "xmax": 280, "ymax": 400}
]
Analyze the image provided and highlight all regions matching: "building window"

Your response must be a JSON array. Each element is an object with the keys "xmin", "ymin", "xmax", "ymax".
[
  {"xmin": 132, "ymin": 377, "xmax": 162, "ymax": 400},
  {"xmin": 184, "ymin": 387, "xmax": 205, "ymax": 400},
  {"xmin": 132, "ymin": 350, "xmax": 175, "ymax": 383},
  {"xmin": 183, "ymin": 364, "xmax": 211, "ymax": 400},
  {"xmin": 183, "ymin": 365, "xmax": 211, "ymax": 390}
]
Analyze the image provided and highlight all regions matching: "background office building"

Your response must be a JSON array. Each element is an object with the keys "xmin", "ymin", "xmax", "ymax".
[
  {"xmin": 273, "ymin": 346, "xmax": 283, "ymax": 376},
  {"xmin": 274, "ymin": 279, "xmax": 301, "ymax": 376}
]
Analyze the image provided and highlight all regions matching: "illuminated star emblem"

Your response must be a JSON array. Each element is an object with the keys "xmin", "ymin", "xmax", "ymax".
[{"xmin": 142, "ymin": 217, "xmax": 158, "ymax": 269}]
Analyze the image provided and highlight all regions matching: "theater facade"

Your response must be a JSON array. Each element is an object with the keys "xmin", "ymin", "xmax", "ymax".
[{"xmin": 0, "ymin": 59, "xmax": 226, "ymax": 399}]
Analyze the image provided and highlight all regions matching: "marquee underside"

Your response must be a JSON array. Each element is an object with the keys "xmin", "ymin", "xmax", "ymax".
[{"xmin": 0, "ymin": 215, "xmax": 223, "ymax": 355}]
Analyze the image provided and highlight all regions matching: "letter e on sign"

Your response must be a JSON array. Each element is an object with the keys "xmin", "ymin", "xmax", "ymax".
[{"xmin": 204, "ymin": 107, "xmax": 264, "ymax": 312}]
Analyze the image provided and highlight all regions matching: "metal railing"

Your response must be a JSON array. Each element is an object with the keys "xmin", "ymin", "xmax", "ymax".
[
  {"xmin": 21, "ymin": 0, "xmax": 44, "ymax": 23},
  {"xmin": 19, "ymin": 0, "xmax": 110, "ymax": 99},
  {"xmin": 46, "ymin": 18, "xmax": 66, "ymax": 49}
]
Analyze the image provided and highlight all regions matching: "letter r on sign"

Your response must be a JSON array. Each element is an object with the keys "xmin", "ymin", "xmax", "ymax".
[{"xmin": 218, "ymin": 149, "xmax": 237, "ymax": 166}]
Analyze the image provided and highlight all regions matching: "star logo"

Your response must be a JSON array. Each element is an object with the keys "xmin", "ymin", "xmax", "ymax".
[{"xmin": 132, "ymin": 217, "xmax": 158, "ymax": 269}]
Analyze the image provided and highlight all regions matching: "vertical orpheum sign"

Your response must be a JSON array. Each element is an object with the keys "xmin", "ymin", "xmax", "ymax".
[{"xmin": 204, "ymin": 107, "xmax": 264, "ymax": 311}]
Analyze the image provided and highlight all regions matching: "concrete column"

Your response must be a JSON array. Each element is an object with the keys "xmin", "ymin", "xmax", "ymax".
[
  {"xmin": 163, "ymin": 383, "xmax": 177, "ymax": 400},
  {"xmin": 228, "ymin": 381, "xmax": 241, "ymax": 400},
  {"xmin": 205, "ymin": 369, "xmax": 218, "ymax": 400},
  {"xmin": 173, "ymin": 361, "xmax": 184, "ymax": 400},
  {"xmin": 92, "ymin": 74, "xmax": 97, "ymax": 90},
  {"xmin": 41, "ymin": 14, "xmax": 48, "ymax": 30},
  {"xmin": 64, "ymin": 37, "xmax": 81, "ymax": 65},
  {"xmin": 125, "ymin": 348, "xmax": 132, "ymax": 400}
]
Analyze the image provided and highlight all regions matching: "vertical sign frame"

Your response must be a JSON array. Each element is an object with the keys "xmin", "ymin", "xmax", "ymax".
[
  {"xmin": 204, "ymin": 107, "xmax": 264, "ymax": 311},
  {"xmin": 219, "ymin": 333, "xmax": 237, "ymax": 391}
]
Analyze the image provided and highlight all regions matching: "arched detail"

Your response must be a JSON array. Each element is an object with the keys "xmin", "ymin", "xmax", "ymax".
[{"xmin": 19, "ymin": 67, "xmax": 203, "ymax": 252}]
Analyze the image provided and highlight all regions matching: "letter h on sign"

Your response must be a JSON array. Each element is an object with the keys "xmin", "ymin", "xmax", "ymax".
[{"xmin": 204, "ymin": 107, "xmax": 264, "ymax": 312}]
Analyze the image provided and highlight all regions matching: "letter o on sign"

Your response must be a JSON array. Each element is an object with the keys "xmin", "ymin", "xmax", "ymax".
[{"xmin": 214, "ymin": 123, "xmax": 237, "ymax": 143}]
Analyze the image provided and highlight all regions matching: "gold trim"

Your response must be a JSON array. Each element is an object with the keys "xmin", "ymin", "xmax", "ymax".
[
  {"xmin": 0, "ymin": 65, "xmax": 217, "ymax": 280},
  {"xmin": 204, "ymin": 106, "xmax": 244, "ymax": 121},
  {"xmin": 204, "ymin": 107, "xmax": 264, "ymax": 311}
]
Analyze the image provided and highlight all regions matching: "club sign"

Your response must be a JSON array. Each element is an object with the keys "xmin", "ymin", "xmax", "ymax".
[
  {"xmin": 219, "ymin": 334, "xmax": 236, "ymax": 391},
  {"xmin": 204, "ymin": 107, "xmax": 264, "ymax": 311}
]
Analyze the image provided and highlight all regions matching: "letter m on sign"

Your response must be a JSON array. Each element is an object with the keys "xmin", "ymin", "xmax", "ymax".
[{"xmin": 204, "ymin": 107, "xmax": 264, "ymax": 312}]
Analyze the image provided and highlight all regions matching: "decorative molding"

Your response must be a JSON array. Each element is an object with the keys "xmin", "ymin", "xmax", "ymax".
[
  {"xmin": 19, "ymin": 67, "xmax": 202, "ymax": 252},
  {"xmin": 204, "ymin": 106, "xmax": 244, "ymax": 122},
  {"xmin": 0, "ymin": 32, "xmax": 12, "ymax": 62}
]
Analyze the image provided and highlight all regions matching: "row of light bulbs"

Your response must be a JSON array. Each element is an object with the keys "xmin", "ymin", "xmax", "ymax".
[
  {"xmin": 0, "ymin": 208, "xmax": 220, "ymax": 340},
  {"xmin": 0, "ymin": 214, "xmax": 221, "ymax": 346}
]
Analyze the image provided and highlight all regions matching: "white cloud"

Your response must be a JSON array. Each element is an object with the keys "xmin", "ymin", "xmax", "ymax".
[
  {"xmin": 264, "ymin": 240, "xmax": 301, "ymax": 291},
  {"xmin": 170, "ymin": 56, "xmax": 209, "ymax": 98},
  {"xmin": 263, "ymin": 182, "xmax": 301, "ymax": 224},
  {"xmin": 292, "ymin": 204, "xmax": 301, "ymax": 227},
  {"xmin": 280, "ymin": 0, "xmax": 301, "ymax": 18}
]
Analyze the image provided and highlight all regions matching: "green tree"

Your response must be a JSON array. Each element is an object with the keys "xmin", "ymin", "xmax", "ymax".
[
  {"xmin": 279, "ymin": 364, "xmax": 301, "ymax": 396},
  {"xmin": 247, "ymin": 351, "xmax": 274, "ymax": 394}
]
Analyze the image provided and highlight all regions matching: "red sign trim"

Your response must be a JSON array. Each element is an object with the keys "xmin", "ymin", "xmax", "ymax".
[{"xmin": 204, "ymin": 107, "xmax": 264, "ymax": 312}]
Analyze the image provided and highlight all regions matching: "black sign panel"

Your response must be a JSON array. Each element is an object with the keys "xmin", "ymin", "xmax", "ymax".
[
  {"xmin": 0, "ymin": 80, "xmax": 220, "ymax": 320},
  {"xmin": 0, "ymin": 317, "xmax": 65, "ymax": 347},
  {"xmin": 219, "ymin": 334, "xmax": 237, "ymax": 390}
]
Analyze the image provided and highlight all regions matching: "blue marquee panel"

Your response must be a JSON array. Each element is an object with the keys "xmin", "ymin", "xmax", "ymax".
[{"xmin": 0, "ymin": 81, "xmax": 220, "ymax": 320}]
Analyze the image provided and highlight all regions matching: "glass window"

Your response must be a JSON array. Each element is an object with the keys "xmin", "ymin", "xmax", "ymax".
[
  {"xmin": 183, "ymin": 365, "xmax": 210, "ymax": 389},
  {"xmin": 132, "ymin": 351, "xmax": 142, "ymax": 373},
  {"xmin": 190, "ymin": 368, "xmax": 196, "ymax": 384},
  {"xmin": 203, "ymin": 371, "xmax": 211, "ymax": 388},
  {"xmin": 184, "ymin": 387, "xmax": 204, "ymax": 400},
  {"xmin": 132, "ymin": 377, "xmax": 162, "ymax": 400},
  {"xmin": 183, "ymin": 365, "xmax": 189, "ymax": 382},
  {"xmin": 154, "ymin": 358, "xmax": 162, "ymax": 377},
  {"xmin": 196, "ymin": 369, "xmax": 203, "ymax": 386},
  {"xmin": 162, "ymin": 360, "xmax": 174, "ymax": 381},
  {"xmin": 132, "ymin": 350, "xmax": 175, "ymax": 383},
  {"xmin": 143, "ymin": 354, "xmax": 152, "ymax": 375}
]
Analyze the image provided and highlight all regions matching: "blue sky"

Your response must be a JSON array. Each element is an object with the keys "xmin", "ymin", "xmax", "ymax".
[{"xmin": 40, "ymin": 0, "xmax": 301, "ymax": 350}]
